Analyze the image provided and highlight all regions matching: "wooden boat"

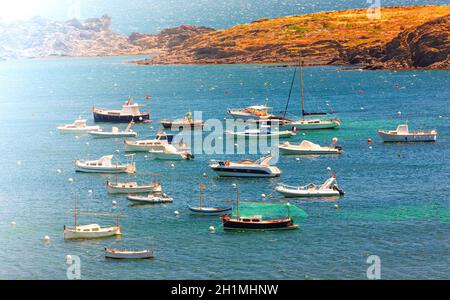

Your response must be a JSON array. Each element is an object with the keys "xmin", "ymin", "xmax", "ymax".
[
  {"xmin": 280, "ymin": 60, "xmax": 340, "ymax": 130},
  {"xmin": 378, "ymin": 124, "xmax": 437, "ymax": 142},
  {"xmin": 160, "ymin": 112, "xmax": 204, "ymax": 130},
  {"xmin": 278, "ymin": 140, "xmax": 343, "ymax": 155},
  {"xmin": 225, "ymin": 126, "xmax": 295, "ymax": 139},
  {"xmin": 124, "ymin": 132, "xmax": 175, "ymax": 152},
  {"xmin": 93, "ymin": 98, "xmax": 150, "ymax": 123},
  {"xmin": 127, "ymin": 193, "xmax": 174, "ymax": 205},
  {"xmin": 188, "ymin": 182, "xmax": 232, "ymax": 216},
  {"xmin": 105, "ymin": 248, "xmax": 154, "ymax": 260},
  {"xmin": 149, "ymin": 144, "xmax": 194, "ymax": 161},
  {"xmin": 275, "ymin": 174, "xmax": 344, "ymax": 198},
  {"xmin": 228, "ymin": 104, "xmax": 274, "ymax": 120},
  {"xmin": 64, "ymin": 193, "xmax": 126, "ymax": 240},
  {"xmin": 221, "ymin": 187, "xmax": 299, "ymax": 231},
  {"xmin": 209, "ymin": 154, "xmax": 281, "ymax": 178},
  {"xmin": 106, "ymin": 181, "xmax": 162, "ymax": 194},
  {"xmin": 58, "ymin": 119, "xmax": 101, "ymax": 134},
  {"xmin": 89, "ymin": 121, "xmax": 137, "ymax": 139},
  {"xmin": 74, "ymin": 155, "xmax": 136, "ymax": 174}
]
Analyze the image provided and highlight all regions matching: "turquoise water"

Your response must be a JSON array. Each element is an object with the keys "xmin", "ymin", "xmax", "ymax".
[{"xmin": 0, "ymin": 56, "xmax": 449, "ymax": 279}]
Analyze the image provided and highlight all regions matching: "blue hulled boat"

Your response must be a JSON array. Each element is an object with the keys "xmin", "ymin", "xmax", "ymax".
[{"xmin": 93, "ymin": 98, "xmax": 150, "ymax": 123}]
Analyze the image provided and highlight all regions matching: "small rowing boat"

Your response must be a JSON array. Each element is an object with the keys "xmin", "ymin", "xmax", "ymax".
[
  {"xmin": 278, "ymin": 140, "xmax": 343, "ymax": 155},
  {"xmin": 188, "ymin": 181, "xmax": 232, "ymax": 216},
  {"xmin": 58, "ymin": 119, "xmax": 101, "ymax": 134},
  {"xmin": 106, "ymin": 181, "xmax": 162, "ymax": 194},
  {"xmin": 378, "ymin": 124, "xmax": 437, "ymax": 143},
  {"xmin": 105, "ymin": 248, "xmax": 154, "ymax": 260},
  {"xmin": 127, "ymin": 193, "xmax": 174, "ymax": 205}
]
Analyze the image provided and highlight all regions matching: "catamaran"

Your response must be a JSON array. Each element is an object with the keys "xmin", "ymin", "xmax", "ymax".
[
  {"xmin": 378, "ymin": 124, "xmax": 437, "ymax": 142},
  {"xmin": 93, "ymin": 98, "xmax": 150, "ymax": 123},
  {"xmin": 281, "ymin": 60, "xmax": 340, "ymax": 130}
]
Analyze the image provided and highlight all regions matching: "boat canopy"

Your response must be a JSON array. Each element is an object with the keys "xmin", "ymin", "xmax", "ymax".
[
  {"xmin": 299, "ymin": 140, "xmax": 321, "ymax": 149},
  {"xmin": 74, "ymin": 120, "xmax": 87, "ymax": 127},
  {"xmin": 256, "ymin": 154, "xmax": 276, "ymax": 166},
  {"xmin": 99, "ymin": 155, "xmax": 114, "ymax": 166},
  {"xmin": 247, "ymin": 105, "xmax": 272, "ymax": 111},
  {"xmin": 396, "ymin": 125, "xmax": 409, "ymax": 134},
  {"xmin": 319, "ymin": 177, "xmax": 337, "ymax": 190},
  {"xmin": 232, "ymin": 202, "xmax": 308, "ymax": 220}
]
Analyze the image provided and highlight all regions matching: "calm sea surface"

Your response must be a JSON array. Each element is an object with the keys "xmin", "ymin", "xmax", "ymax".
[{"xmin": 0, "ymin": 56, "xmax": 449, "ymax": 279}]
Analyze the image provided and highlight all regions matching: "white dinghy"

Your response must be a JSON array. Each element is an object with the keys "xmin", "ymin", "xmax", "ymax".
[
  {"xmin": 58, "ymin": 119, "xmax": 101, "ymax": 134},
  {"xmin": 74, "ymin": 155, "xmax": 136, "ymax": 174},
  {"xmin": 278, "ymin": 140, "xmax": 343, "ymax": 155},
  {"xmin": 105, "ymin": 248, "xmax": 154, "ymax": 260},
  {"xmin": 275, "ymin": 174, "xmax": 344, "ymax": 198},
  {"xmin": 106, "ymin": 181, "xmax": 162, "ymax": 194},
  {"xmin": 89, "ymin": 121, "xmax": 137, "ymax": 139},
  {"xmin": 127, "ymin": 193, "xmax": 174, "ymax": 205},
  {"xmin": 378, "ymin": 124, "xmax": 437, "ymax": 143},
  {"xmin": 149, "ymin": 144, "xmax": 194, "ymax": 161}
]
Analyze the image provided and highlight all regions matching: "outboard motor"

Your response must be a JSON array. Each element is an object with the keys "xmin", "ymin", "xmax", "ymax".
[{"xmin": 333, "ymin": 185, "xmax": 345, "ymax": 196}]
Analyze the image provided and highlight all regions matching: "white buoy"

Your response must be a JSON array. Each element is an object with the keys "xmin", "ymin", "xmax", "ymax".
[
  {"xmin": 86, "ymin": 142, "xmax": 90, "ymax": 146},
  {"xmin": 139, "ymin": 117, "xmax": 143, "ymax": 121},
  {"xmin": 11, "ymin": 221, "xmax": 16, "ymax": 226},
  {"xmin": 232, "ymin": 183, "xmax": 237, "ymax": 188},
  {"xmin": 17, "ymin": 161, "xmax": 22, "ymax": 166},
  {"xmin": 112, "ymin": 201, "xmax": 117, "ymax": 206},
  {"xmin": 296, "ymin": 158, "xmax": 300, "ymax": 161},
  {"xmin": 369, "ymin": 146, "xmax": 373, "ymax": 150},
  {"xmin": 209, "ymin": 226, "xmax": 216, "ymax": 233},
  {"xmin": 326, "ymin": 167, "xmax": 332, "ymax": 172},
  {"xmin": 88, "ymin": 190, "xmax": 93, "ymax": 194},
  {"xmin": 174, "ymin": 211, "xmax": 180, "ymax": 216},
  {"xmin": 68, "ymin": 178, "xmax": 74, "ymax": 183},
  {"xmin": 332, "ymin": 137, "xmax": 338, "ymax": 145},
  {"xmin": 234, "ymin": 143, "xmax": 238, "ymax": 147},
  {"xmin": 116, "ymin": 150, "xmax": 120, "ymax": 153},
  {"xmin": 360, "ymin": 107, "xmax": 364, "ymax": 110},
  {"xmin": 261, "ymin": 193, "xmax": 266, "ymax": 199},
  {"xmin": 171, "ymin": 164, "xmax": 175, "ymax": 168},
  {"xmin": 44, "ymin": 236, "xmax": 51, "ymax": 242},
  {"xmin": 334, "ymin": 204, "xmax": 340, "ymax": 209},
  {"xmin": 65, "ymin": 255, "xmax": 72, "ymax": 262},
  {"xmin": 397, "ymin": 111, "xmax": 402, "ymax": 116},
  {"xmin": 75, "ymin": 136, "xmax": 80, "ymax": 140},
  {"xmin": 57, "ymin": 169, "xmax": 62, "ymax": 174},
  {"xmin": 202, "ymin": 173, "xmax": 207, "ymax": 177},
  {"xmin": 439, "ymin": 116, "xmax": 442, "ymax": 119},
  {"xmin": 302, "ymin": 133, "xmax": 306, "ymax": 136}
]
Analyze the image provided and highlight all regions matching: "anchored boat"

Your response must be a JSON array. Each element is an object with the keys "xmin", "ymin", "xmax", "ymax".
[
  {"xmin": 127, "ymin": 193, "xmax": 174, "ymax": 205},
  {"xmin": 89, "ymin": 121, "xmax": 137, "ymax": 139},
  {"xmin": 64, "ymin": 193, "xmax": 126, "ymax": 240},
  {"xmin": 105, "ymin": 248, "xmax": 154, "ymax": 260},
  {"xmin": 58, "ymin": 119, "xmax": 101, "ymax": 134},
  {"xmin": 160, "ymin": 112, "xmax": 204, "ymax": 130},
  {"xmin": 209, "ymin": 154, "xmax": 281, "ymax": 178},
  {"xmin": 275, "ymin": 174, "xmax": 344, "ymax": 198},
  {"xmin": 228, "ymin": 104, "xmax": 274, "ymax": 120},
  {"xmin": 378, "ymin": 124, "xmax": 437, "ymax": 143},
  {"xmin": 93, "ymin": 98, "xmax": 150, "ymax": 123},
  {"xmin": 278, "ymin": 140, "xmax": 343, "ymax": 155},
  {"xmin": 188, "ymin": 181, "xmax": 232, "ymax": 216},
  {"xmin": 124, "ymin": 132, "xmax": 175, "ymax": 152},
  {"xmin": 74, "ymin": 155, "xmax": 136, "ymax": 174},
  {"xmin": 106, "ymin": 181, "xmax": 162, "ymax": 194},
  {"xmin": 225, "ymin": 126, "xmax": 295, "ymax": 139},
  {"xmin": 149, "ymin": 144, "xmax": 194, "ymax": 161}
]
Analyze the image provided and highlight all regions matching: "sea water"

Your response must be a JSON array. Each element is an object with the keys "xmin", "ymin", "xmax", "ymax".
[{"xmin": 0, "ymin": 56, "xmax": 448, "ymax": 279}]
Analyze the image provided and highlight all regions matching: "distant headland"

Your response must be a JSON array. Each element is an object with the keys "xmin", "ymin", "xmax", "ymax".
[{"xmin": 0, "ymin": 5, "xmax": 449, "ymax": 70}]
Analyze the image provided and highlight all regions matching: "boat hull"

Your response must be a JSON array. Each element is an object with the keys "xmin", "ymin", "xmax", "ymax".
[
  {"xmin": 161, "ymin": 121, "xmax": 204, "ymax": 130},
  {"xmin": 211, "ymin": 167, "xmax": 280, "ymax": 178},
  {"xmin": 64, "ymin": 227, "xmax": 121, "ymax": 240},
  {"xmin": 378, "ymin": 131, "xmax": 437, "ymax": 143},
  {"xmin": 279, "ymin": 147, "xmax": 341, "ymax": 155},
  {"xmin": 226, "ymin": 131, "xmax": 294, "ymax": 139},
  {"xmin": 105, "ymin": 249, "xmax": 154, "ymax": 260},
  {"xmin": 58, "ymin": 127, "xmax": 101, "ymax": 134},
  {"xmin": 281, "ymin": 120, "xmax": 340, "ymax": 131},
  {"xmin": 221, "ymin": 217, "xmax": 298, "ymax": 231},
  {"xmin": 75, "ymin": 165, "xmax": 129, "ymax": 174},
  {"xmin": 89, "ymin": 131, "xmax": 137, "ymax": 139},
  {"xmin": 93, "ymin": 111, "xmax": 150, "ymax": 123},
  {"xmin": 188, "ymin": 206, "xmax": 232, "ymax": 216},
  {"xmin": 127, "ymin": 195, "xmax": 173, "ymax": 204},
  {"xmin": 275, "ymin": 187, "xmax": 341, "ymax": 198},
  {"xmin": 107, "ymin": 183, "xmax": 162, "ymax": 194}
]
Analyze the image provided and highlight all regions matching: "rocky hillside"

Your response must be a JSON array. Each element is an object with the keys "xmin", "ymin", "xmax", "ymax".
[{"xmin": 138, "ymin": 5, "xmax": 450, "ymax": 69}]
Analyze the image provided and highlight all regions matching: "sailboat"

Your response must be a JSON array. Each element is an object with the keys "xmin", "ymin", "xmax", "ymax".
[
  {"xmin": 281, "ymin": 60, "xmax": 340, "ymax": 130},
  {"xmin": 188, "ymin": 181, "xmax": 232, "ymax": 216},
  {"xmin": 64, "ymin": 193, "xmax": 126, "ymax": 240}
]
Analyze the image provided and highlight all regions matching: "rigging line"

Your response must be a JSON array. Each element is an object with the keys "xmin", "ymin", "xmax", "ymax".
[{"xmin": 283, "ymin": 67, "xmax": 298, "ymax": 118}]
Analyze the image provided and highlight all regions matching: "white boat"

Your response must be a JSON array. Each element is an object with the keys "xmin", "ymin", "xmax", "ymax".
[
  {"xmin": 225, "ymin": 126, "xmax": 295, "ymax": 139},
  {"xmin": 124, "ymin": 132, "xmax": 175, "ymax": 152},
  {"xmin": 278, "ymin": 140, "xmax": 343, "ymax": 155},
  {"xmin": 58, "ymin": 119, "xmax": 101, "ymax": 134},
  {"xmin": 105, "ymin": 248, "xmax": 154, "ymax": 260},
  {"xmin": 89, "ymin": 122, "xmax": 137, "ymax": 139},
  {"xmin": 127, "ymin": 193, "xmax": 174, "ymax": 204},
  {"xmin": 149, "ymin": 144, "xmax": 194, "ymax": 161},
  {"xmin": 275, "ymin": 175, "xmax": 344, "ymax": 198},
  {"xmin": 228, "ymin": 105, "xmax": 274, "ymax": 120},
  {"xmin": 64, "ymin": 193, "xmax": 126, "ymax": 240},
  {"xmin": 209, "ymin": 154, "xmax": 281, "ymax": 178},
  {"xmin": 378, "ymin": 124, "xmax": 437, "ymax": 143},
  {"xmin": 74, "ymin": 155, "xmax": 136, "ymax": 174},
  {"xmin": 106, "ymin": 181, "xmax": 162, "ymax": 194},
  {"xmin": 280, "ymin": 60, "xmax": 340, "ymax": 130}
]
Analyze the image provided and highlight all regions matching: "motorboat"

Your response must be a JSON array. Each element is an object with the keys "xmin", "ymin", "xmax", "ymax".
[
  {"xmin": 64, "ymin": 193, "xmax": 126, "ymax": 240},
  {"xmin": 124, "ymin": 132, "xmax": 175, "ymax": 152},
  {"xmin": 209, "ymin": 154, "xmax": 281, "ymax": 178},
  {"xmin": 275, "ymin": 175, "xmax": 344, "ymax": 198},
  {"xmin": 127, "ymin": 193, "xmax": 174, "ymax": 205},
  {"xmin": 225, "ymin": 126, "xmax": 295, "ymax": 139},
  {"xmin": 74, "ymin": 155, "xmax": 136, "ymax": 174},
  {"xmin": 188, "ymin": 182, "xmax": 232, "ymax": 216},
  {"xmin": 278, "ymin": 140, "xmax": 343, "ymax": 155},
  {"xmin": 160, "ymin": 112, "xmax": 204, "ymax": 130},
  {"xmin": 89, "ymin": 121, "xmax": 138, "ymax": 139},
  {"xmin": 93, "ymin": 98, "xmax": 150, "ymax": 123},
  {"xmin": 57, "ymin": 119, "xmax": 101, "ymax": 134},
  {"xmin": 378, "ymin": 124, "xmax": 437, "ymax": 142},
  {"xmin": 228, "ymin": 104, "xmax": 274, "ymax": 120},
  {"xmin": 149, "ymin": 144, "xmax": 194, "ymax": 161},
  {"xmin": 105, "ymin": 248, "xmax": 154, "ymax": 260},
  {"xmin": 106, "ymin": 181, "xmax": 162, "ymax": 194}
]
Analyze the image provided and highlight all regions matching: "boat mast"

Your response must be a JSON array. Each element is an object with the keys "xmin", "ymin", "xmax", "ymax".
[
  {"xmin": 74, "ymin": 192, "xmax": 77, "ymax": 229},
  {"xmin": 300, "ymin": 58, "xmax": 305, "ymax": 120},
  {"xmin": 199, "ymin": 181, "xmax": 203, "ymax": 209},
  {"xmin": 236, "ymin": 186, "xmax": 240, "ymax": 219},
  {"xmin": 116, "ymin": 160, "xmax": 119, "ymax": 185}
]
